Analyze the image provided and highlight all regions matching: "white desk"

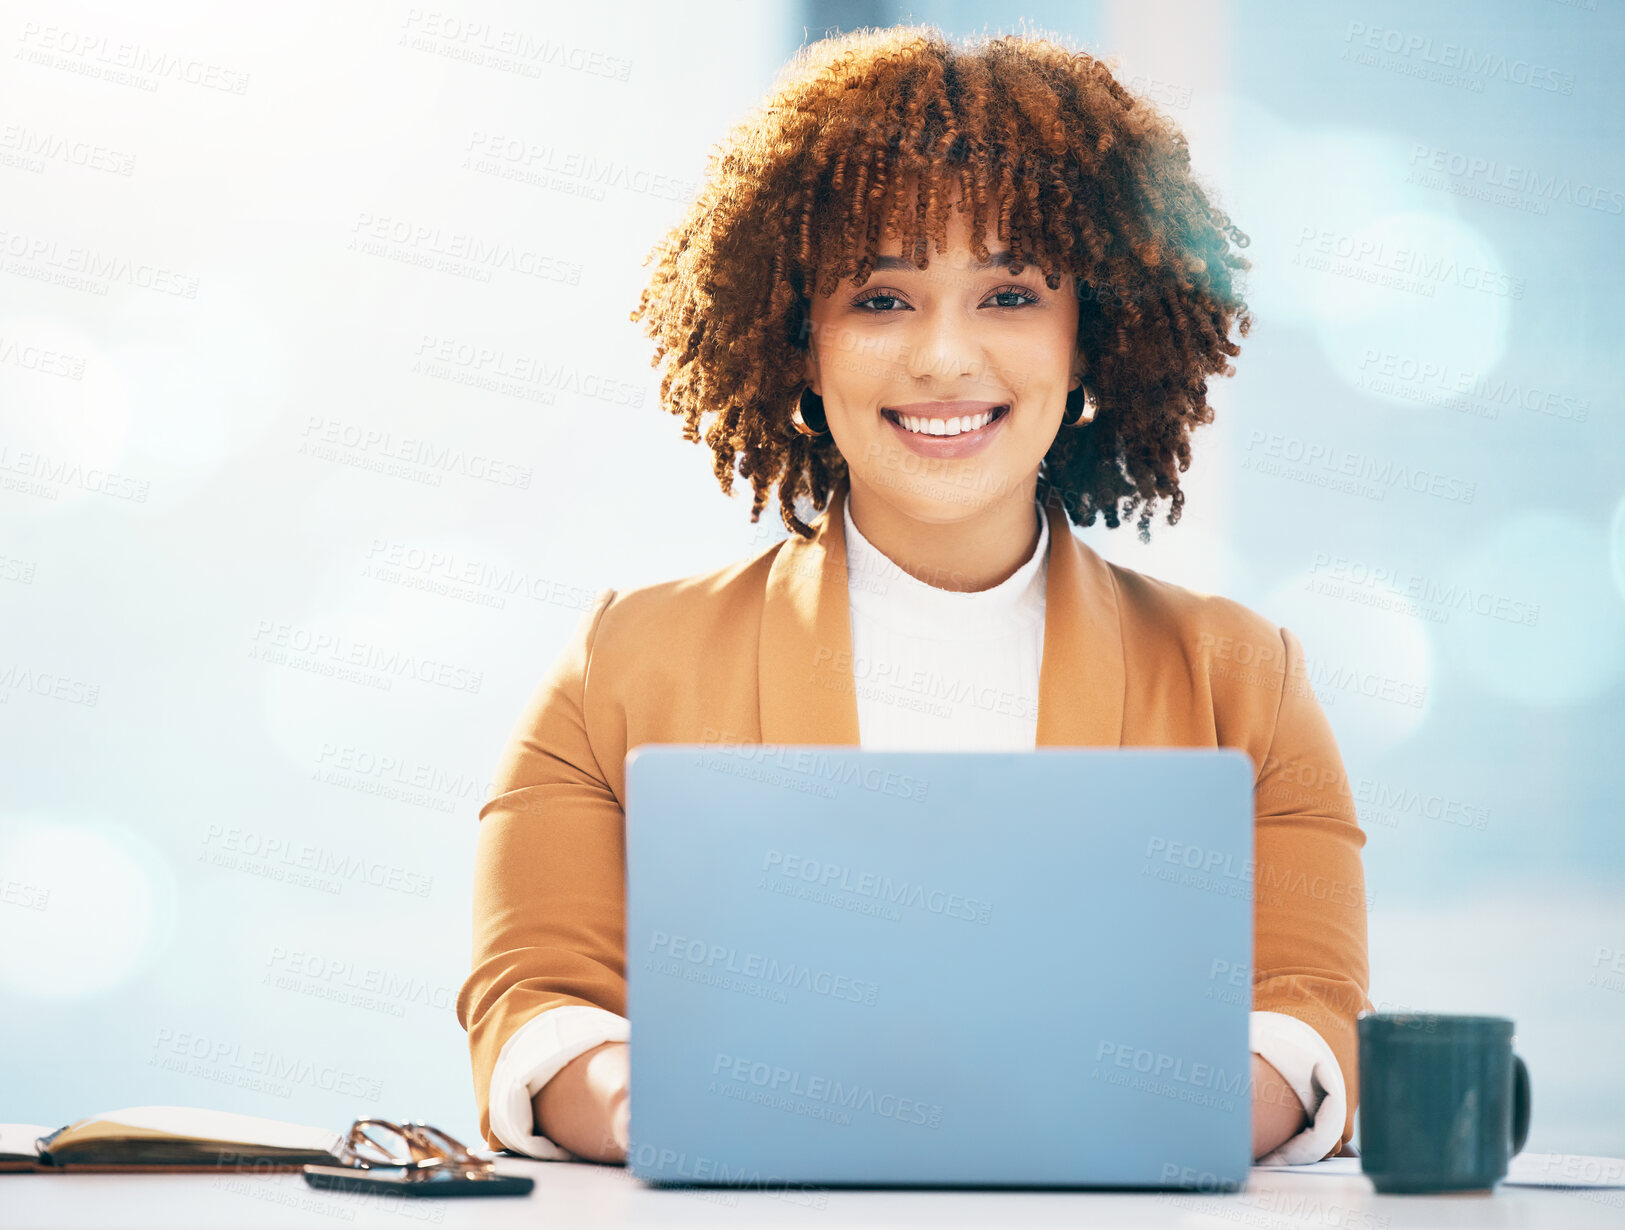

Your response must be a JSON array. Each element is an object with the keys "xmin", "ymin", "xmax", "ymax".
[{"xmin": 5, "ymin": 1159, "xmax": 1621, "ymax": 1229}]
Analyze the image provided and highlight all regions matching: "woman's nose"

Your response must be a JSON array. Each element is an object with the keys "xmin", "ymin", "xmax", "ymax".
[{"xmin": 903, "ymin": 307, "xmax": 983, "ymax": 383}]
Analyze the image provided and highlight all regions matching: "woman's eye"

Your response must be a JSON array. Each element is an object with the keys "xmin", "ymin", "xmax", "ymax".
[
  {"xmin": 986, "ymin": 286, "xmax": 1039, "ymax": 308},
  {"xmin": 853, "ymin": 292, "xmax": 906, "ymax": 312}
]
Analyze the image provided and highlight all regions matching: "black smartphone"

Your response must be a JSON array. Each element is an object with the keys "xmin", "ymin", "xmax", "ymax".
[{"xmin": 303, "ymin": 1163, "xmax": 534, "ymax": 1198}]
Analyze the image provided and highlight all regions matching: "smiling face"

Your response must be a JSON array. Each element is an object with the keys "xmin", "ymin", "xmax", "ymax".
[{"xmin": 803, "ymin": 176, "xmax": 1085, "ymax": 528}]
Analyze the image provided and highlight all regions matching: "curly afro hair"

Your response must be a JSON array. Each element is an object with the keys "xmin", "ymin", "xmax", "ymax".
[{"xmin": 629, "ymin": 23, "xmax": 1252, "ymax": 542}]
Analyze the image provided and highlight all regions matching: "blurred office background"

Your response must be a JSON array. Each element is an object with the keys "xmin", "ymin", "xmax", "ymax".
[{"xmin": 2, "ymin": 0, "xmax": 1621, "ymax": 1156}]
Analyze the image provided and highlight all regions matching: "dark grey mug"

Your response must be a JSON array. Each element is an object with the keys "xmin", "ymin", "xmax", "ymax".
[{"xmin": 1357, "ymin": 1012, "xmax": 1531, "ymax": 1194}]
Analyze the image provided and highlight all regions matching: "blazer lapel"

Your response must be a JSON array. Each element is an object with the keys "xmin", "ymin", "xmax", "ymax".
[
  {"xmin": 1034, "ymin": 492, "xmax": 1127, "ymax": 748},
  {"xmin": 757, "ymin": 473, "xmax": 1126, "ymax": 749},
  {"xmin": 759, "ymin": 474, "xmax": 862, "ymax": 746}
]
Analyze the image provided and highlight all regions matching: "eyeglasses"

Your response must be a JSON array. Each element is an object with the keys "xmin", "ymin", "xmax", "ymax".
[{"xmin": 336, "ymin": 1118, "xmax": 494, "ymax": 1181}]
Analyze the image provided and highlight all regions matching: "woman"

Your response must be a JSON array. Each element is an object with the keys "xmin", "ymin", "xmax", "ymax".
[{"xmin": 456, "ymin": 26, "xmax": 1370, "ymax": 1170}]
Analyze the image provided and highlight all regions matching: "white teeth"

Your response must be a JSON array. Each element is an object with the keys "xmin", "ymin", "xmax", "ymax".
[{"xmin": 896, "ymin": 409, "xmax": 1001, "ymax": 437}]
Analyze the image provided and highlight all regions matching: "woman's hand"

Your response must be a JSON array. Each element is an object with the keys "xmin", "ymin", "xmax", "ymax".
[
  {"xmin": 1250, "ymin": 1052, "xmax": 1309, "ymax": 1160},
  {"xmin": 532, "ymin": 1040, "xmax": 630, "ymax": 1163}
]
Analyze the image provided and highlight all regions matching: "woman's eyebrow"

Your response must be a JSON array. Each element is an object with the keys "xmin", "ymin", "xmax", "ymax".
[{"xmin": 870, "ymin": 250, "xmax": 1017, "ymax": 272}]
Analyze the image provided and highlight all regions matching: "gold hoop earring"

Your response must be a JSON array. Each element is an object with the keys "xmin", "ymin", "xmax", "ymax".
[
  {"xmin": 792, "ymin": 386, "xmax": 829, "ymax": 437},
  {"xmin": 1061, "ymin": 384, "xmax": 1094, "ymax": 427}
]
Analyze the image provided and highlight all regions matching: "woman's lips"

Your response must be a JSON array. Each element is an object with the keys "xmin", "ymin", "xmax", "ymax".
[{"xmin": 881, "ymin": 404, "xmax": 1010, "ymax": 459}]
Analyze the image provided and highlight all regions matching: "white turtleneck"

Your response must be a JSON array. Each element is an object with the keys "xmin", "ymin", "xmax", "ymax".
[
  {"xmin": 841, "ymin": 491, "xmax": 1048, "ymax": 751},
  {"xmin": 484, "ymin": 490, "xmax": 1348, "ymax": 1166}
]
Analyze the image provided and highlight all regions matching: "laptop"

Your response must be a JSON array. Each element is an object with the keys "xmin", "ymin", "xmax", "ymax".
[{"xmin": 623, "ymin": 744, "xmax": 1255, "ymax": 1190}]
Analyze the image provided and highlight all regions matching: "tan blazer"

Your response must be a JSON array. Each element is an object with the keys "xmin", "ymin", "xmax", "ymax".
[{"xmin": 456, "ymin": 472, "xmax": 1372, "ymax": 1155}]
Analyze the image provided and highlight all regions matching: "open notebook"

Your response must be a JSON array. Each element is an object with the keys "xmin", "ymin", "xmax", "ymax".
[{"xmin": 0, "ymin": 1106, "xmax": 346, "ymax": 1173}]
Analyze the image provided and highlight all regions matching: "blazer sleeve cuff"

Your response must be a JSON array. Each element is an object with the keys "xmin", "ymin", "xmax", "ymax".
[
  {"xmin": 1250, "ymin": 1009, "xmax": 1347, "ymax": 1165},
  {"xmin": 487, "ymin": 1005, "xmax": 631, "ymax": 1160}
]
